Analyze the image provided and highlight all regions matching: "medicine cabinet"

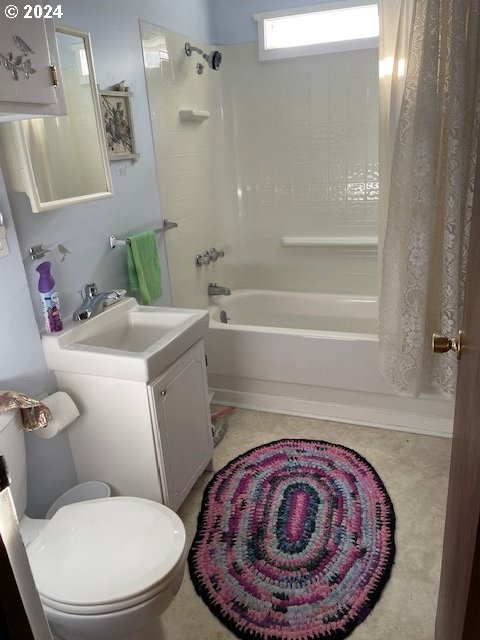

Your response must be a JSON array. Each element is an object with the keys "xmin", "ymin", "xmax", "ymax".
[
  {"xmin": 0, "ymin": 26, "xmax": 113, "ymax": 212},
  {"xmin": 0, "ymin": 13, "xmax": 66, "ymax": 119}
]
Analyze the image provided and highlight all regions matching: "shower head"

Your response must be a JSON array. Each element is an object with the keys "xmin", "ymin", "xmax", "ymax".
[
  {"xmin": 185, "ymin": 42, "xmax": 222, "ymax": 71},
  {"xmin": 204, "ymin": 49, "xmax": 222, "ymax": 70}
]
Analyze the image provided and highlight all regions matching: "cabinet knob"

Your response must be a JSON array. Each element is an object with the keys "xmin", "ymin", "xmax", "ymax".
[{"xmin": 160, "ymin": 389, "xmax": 167, "ymax": 396}]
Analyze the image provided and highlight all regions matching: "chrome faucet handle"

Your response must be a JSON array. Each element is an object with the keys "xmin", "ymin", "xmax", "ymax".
[
  {"xmin": 195, "ymin": 252, "xmax": 211, "ymax": 267},
  {"xmin": 84, "ymin": 283, "xmax": 98, "ymax": 298},
  {"xmin": 207, "ymin": 248, "xmax": 226, "ymax": 261},
  {"xmin": 104, "ymin": 289, "xmax": 127, "ymax": 306}
]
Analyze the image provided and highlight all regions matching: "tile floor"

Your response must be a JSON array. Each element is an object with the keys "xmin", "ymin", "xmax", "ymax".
[{"xmin": 162, "ymin": 409, "xmax": 451, "ymax": 640}]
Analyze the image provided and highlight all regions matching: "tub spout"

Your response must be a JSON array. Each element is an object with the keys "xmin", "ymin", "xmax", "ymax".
[{"xmin": 208, "ymin": 283, "xmax": 231, "ymax": 296}]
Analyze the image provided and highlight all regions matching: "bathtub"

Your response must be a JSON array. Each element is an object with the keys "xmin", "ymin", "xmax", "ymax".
[{"xmin": 205, "ymin": 289, "xmax": 453, "ymax": 437}]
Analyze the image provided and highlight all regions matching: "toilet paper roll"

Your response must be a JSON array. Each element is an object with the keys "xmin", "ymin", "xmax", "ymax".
[{"xmin": 34, "ymin": 391, "xmax": 80, "ymax": 439}]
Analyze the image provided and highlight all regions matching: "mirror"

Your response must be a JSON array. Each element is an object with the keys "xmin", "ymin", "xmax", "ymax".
[{"xmin": 0, "ymin": 27, "xmax": 113, "ymax": 212}]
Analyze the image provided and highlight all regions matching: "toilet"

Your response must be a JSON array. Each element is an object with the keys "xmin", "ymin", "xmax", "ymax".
[{"xmin": 0, "ymin": 410, "xmax": 187, "ymax": 640}]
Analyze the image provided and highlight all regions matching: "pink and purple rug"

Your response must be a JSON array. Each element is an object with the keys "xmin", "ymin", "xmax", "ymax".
[{"xmin": 188, "ymin": 439, "xmax": 395, "ymax": 640}]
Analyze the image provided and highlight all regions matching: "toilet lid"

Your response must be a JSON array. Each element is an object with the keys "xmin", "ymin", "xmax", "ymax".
[{"xmin": 27, "ymin": 497, "xmax": 186, "ymax": 611}]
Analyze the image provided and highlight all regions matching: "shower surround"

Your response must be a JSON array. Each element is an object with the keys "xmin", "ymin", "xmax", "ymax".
[
  {"xmin": 142, "ymin": 26, "xmax": 379, "ymax": 304},
  {"xmin": 218, "ymin": 44, "xmax": 380, "ymax": 295}
]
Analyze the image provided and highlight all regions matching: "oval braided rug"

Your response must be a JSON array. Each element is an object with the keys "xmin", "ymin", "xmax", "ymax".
[{"xmin": 188, "ymin": 439, "xmax": 395, "ymax": 640}]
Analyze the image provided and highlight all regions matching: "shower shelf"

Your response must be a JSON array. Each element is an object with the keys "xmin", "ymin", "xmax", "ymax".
[
  {"xmin": 179, "ymin": 109, "xmax": 210, "ymax": 122},
  {"xmin": 281, "ymin": 237, "xmax": 378, "ymax": 247}
]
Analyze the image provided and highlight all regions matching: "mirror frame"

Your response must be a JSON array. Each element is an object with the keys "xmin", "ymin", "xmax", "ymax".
[{"xmin": 6, "ymin": 26, "xmax": 113, "ymax": 212}]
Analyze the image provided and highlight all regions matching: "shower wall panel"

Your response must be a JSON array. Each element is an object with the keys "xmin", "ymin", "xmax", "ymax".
[
  {"xmin": 142, "ymin": 22, "xmax": 228, "ymax": 308},
  {"xmin": 218, "ymin": 44, "xmax": 379, "ymax": 295}
]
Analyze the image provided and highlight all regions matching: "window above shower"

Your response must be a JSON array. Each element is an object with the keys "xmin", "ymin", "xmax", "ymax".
[{"xmin": 254, "ymin": 1, "xmax": 379, "ymax": 61}]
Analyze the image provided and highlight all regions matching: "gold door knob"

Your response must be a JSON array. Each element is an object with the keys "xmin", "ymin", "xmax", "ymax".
[{"xmin": 432, "ymin": 332, "xmax": 462, "ymax": 359}]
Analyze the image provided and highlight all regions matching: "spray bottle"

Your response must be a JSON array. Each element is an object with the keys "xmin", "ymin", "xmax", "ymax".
[{"xmin": 36, "ymin": 261, "xmax": 63, "ymax": 333}]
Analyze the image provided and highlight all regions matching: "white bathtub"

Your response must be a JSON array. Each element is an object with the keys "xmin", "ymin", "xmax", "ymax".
[{"xmin": 205, "ymin": 289, "xmax": 453, "ymax": 437}]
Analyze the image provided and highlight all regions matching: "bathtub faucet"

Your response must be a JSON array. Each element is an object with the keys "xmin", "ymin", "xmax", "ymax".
[{"xmin": 208, "ymin": 283, "xmax": 231, "ymax": 296}]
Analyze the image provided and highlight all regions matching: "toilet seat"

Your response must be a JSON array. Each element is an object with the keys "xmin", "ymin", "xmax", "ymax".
[{"xmin": 27, "ymin": 497, "xmax": 186, "ymax": 616}]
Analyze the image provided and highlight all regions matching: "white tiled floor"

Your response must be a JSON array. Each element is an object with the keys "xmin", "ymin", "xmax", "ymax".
[{"xmin": 162, "ymin": 409, "xmax": 451, "ymax": 640}]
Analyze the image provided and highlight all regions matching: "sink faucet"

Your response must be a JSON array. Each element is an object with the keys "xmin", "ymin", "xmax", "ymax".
[
  {"xmin": 72, "ymin": 283, "xmax": 126, "ymax": 321},
  {"xmin": 208, "ymin": 283, "xmax": 231, "ymax": 296}
]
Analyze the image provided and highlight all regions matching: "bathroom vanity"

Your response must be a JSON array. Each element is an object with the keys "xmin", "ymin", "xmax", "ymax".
[{"xmin": 42, "ymin": 298, "xmax": 213, "ymax": 511}]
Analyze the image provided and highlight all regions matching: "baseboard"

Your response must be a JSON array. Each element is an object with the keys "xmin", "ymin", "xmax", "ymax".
[{"xmin": 210, "ymin": 388, "xmax": 453, "ymax": 438}]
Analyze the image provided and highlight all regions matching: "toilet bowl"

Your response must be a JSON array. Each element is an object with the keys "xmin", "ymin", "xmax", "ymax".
[{"xmin": 0, "ymin": 411, "xmax": 187, "ymax": 640}]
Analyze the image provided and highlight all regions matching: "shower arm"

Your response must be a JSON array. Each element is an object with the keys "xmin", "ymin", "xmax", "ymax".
[{"xmin": 185, "ymin": 43, "xmax": 204, "ymax": 58}]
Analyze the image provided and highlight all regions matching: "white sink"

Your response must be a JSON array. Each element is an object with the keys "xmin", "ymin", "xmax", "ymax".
[{"xmin": 42, "ymin": 298, "xmax": 209, "ymax": 382}]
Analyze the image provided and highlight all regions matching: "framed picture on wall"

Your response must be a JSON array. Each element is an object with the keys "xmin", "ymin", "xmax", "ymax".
[{"xmin": 99, "ymin": 87, "xmax": 139, "ymax": 161}]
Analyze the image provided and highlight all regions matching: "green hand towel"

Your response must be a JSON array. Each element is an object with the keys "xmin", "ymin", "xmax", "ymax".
[{"xmin": 127, "ymin": 231, "xmax": 162, "ymax": 305}]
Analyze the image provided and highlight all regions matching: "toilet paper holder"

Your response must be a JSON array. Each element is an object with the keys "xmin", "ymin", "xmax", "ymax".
[{"xmin": 34, "ymin": 391, "xmax": 80, "ymax": 439}]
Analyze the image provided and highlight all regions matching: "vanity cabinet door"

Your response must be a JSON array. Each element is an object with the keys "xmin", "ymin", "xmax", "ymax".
[
  {"xmin": 150, "ymin": 340, "xmax": 213, "ymax": 512},
  {"xmin": 0, "ymin": 13, "xmax": 65, "ymax": 117}
]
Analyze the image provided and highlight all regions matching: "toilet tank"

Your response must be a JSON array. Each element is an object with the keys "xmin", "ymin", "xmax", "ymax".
[{"xmin": 0, "ymin": 411, "xmax": 27, "ymax": 518}]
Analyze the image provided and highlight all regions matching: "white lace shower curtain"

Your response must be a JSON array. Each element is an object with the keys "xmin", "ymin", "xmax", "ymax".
[{"xmin": 378, "ymin": 0, "xmax": 480, "ymax": 396}]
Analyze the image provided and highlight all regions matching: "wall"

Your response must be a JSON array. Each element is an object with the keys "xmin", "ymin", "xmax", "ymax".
[
  {"xmin": 0, "ymin": 169, "xmax": 77, "ymax": 519},
  {"xmin": 0, "ymin": 0, "xmax": 212, "ymax": 516},
  {"xmin": 141, "ymin": 22, "xmax": 229, "ymax": 309},
  {"xmin": 217, "ymin": 44, "xmax": 379, "ymax": 295}
]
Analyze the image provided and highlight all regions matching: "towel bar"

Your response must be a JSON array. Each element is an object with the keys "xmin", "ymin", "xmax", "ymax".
[{"xmin": 109, "ymin": 220, "xmax": 178, "ymax": 249}]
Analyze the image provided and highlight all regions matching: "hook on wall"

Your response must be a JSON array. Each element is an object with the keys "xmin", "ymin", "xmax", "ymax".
[{"xmin": 29, "ymin": 244, "xmax": 72, "ymax": 262}]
